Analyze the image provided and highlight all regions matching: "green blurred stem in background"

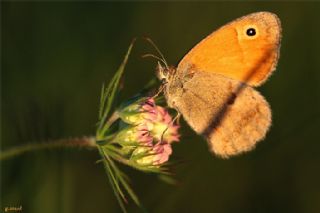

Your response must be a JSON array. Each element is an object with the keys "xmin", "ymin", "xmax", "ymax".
[{"xmin": 0, "ymin": 136, "xmax": 96, "ymax": 161}]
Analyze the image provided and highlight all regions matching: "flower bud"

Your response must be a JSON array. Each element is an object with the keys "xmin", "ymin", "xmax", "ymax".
[
  {"xmin": 114, "ymin": 124, "xmax": 153, "ymax": 147},
  {"xmin": 118, "ymin": 98, "xmax": 156, "ymax": 125},
  {"xmin": 132, "ymin": 143, "xmax": 173, "ymax": 167}
]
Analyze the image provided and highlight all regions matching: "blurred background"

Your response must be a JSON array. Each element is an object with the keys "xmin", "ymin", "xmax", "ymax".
[{"xmin": 2, "ymin": 2, "xmax": 320, "ymax": 213}]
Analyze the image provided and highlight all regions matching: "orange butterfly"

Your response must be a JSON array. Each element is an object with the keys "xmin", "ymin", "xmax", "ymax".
[{"xmin": 157, "ymin": 12, "xmax": 282, "ymax": 158}]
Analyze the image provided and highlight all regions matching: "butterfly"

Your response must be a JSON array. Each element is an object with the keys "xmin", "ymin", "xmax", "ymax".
[{"xmin": 157, "ymin": 12, "xmax": 282, "ymax": 158}]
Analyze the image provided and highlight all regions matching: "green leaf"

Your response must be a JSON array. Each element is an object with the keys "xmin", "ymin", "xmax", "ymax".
[
  {"xmin": 97, "ymin": 146, "xmax": 128, "ymax": 213},
  {"xmin": 95, "ymin": 40, "xmax": 138, "ymax": 212},
  {"xmin": 98, "ymin": 145, "xmax": 143, "ymax": 212},
  {"xmin": 98, "ymin": 83, "xmax": 105, "ymax": 119},
  {"xmin": 106, "ymin": 154, "xmax": 141, "ymax": 206},
  {"xmin": 97, "ymin": 39, "xmax": 136, "ymax": 139}
]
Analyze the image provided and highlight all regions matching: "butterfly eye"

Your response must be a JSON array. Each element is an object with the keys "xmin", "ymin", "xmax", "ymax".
[
  {"xmin": 246, "ymin": 28, "xmax": 256, "ymax": 36},
  {"xmin": 161, "ymin": 78, "xmax": 168, "ymax": 84}
]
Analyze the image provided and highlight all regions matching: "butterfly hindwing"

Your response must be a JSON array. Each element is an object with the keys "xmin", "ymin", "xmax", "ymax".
[{"xmin": 166, "ymin": 71, "xmax": 271, "ymax": 158}]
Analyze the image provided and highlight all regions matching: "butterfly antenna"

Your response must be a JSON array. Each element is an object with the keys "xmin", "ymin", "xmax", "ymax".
[
  {"xmin": 141, "ymin": 53, "xmax": 168, "ymax": 68},
  {"xmin": 143, "ymin": 37, "xmax": 169, "ymax": 69}
]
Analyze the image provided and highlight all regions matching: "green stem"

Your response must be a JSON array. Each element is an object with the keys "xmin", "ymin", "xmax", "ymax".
[{"xmin": 0, "ymin": 136, "xmax": 96, "ymax": 161}]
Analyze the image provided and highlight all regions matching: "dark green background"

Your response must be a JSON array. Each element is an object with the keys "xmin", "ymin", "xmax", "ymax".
[{"xmin": 2, "ymin": 2, "xmax": 320, "ymax": 213}]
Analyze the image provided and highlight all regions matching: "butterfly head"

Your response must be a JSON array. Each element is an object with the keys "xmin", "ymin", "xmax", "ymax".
[{"xmin": 156, "ymin": 62, "xmax": 176, "ymax": 85}]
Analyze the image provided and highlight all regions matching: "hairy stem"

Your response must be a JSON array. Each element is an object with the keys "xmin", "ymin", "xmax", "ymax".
[{"xmin": 0, "ymin": 136, "xmax": 96, "ymax": 161}]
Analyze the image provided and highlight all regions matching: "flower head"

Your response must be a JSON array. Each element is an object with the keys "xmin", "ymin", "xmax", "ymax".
[{"xmin": 114, "ymin": 97, "xmax": 179, "ymax": 167}]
